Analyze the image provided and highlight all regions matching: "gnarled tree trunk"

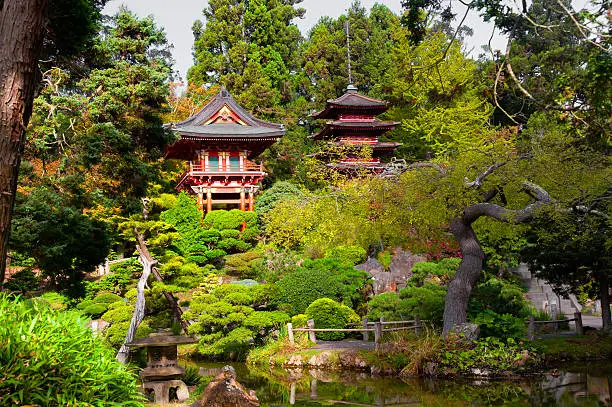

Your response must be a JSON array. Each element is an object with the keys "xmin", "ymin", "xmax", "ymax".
[
  {"xmin": 0, "ymin": 0, "xmax": 48, "ymax": 288},
  {"xmin": 442, "ymin": 182, "xmax": 552, "ymax": 335}
]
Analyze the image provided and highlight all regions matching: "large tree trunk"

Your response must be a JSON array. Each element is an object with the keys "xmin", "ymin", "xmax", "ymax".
[
  {"xmin": 442, "ymin": 218, "xmax": 485, "ymax": 334},
  {"xmin": 0, "ymin": 0, "xmax": 48, "ymax": 288},
  {"xmin": 599, "ymin": 273, "xmax": 611, "ymax": 333},
  {"xmin": 116, "ymin": 229, "xmax": 156, "ymax": 364},
  {"xmin": 441, "ymin": 182, "xmax": 552, "ymax": 335}
]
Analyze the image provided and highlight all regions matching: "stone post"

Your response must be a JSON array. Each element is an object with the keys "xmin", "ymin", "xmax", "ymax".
[
  {"xmin": 374, "ymin": 322, "xmax": 383, "ymax": 351},
  {"xmin": 287, "ymin": 323, "xmax": 294, "ymax": 344},
  {"xmin": 528, "ymin": 315, "xmax": 535, "ymax": 341},
  {"xmin": 362, "ymin": 317, "xmax": 369, "ymax": 341},
  {"xmin": 574, "ymin": 312, "xmax": 584, "ymax": 335},
  {"xmin": 307, "ymin": 319, "xmax": 316, "ymax": 344}
]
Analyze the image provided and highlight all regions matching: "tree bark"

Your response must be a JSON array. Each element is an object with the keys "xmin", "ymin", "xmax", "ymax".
[
  {"xmin": 441, "ymin": 181, "xmax": 552, "ymax": 335},
  {"xmin": 442, "ymin": 218, "xmax": 486, "ymax": 334},
  {"xmin": 116, "ymin": 229, "xmax": 156, "ymax": 364},
  {"xmin": 0, "ymin": 0, "xmax": 48, "ymax": 288},
  {"xmin": 599, "ymin": 272, "xmax": 611, "ymax": 333}
]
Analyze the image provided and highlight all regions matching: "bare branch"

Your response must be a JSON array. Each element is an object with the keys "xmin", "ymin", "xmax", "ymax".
[
  {"xmin": 465, "ymin": 161, "xmax": 507, "ymax": 188},
  {"xmin": 505, "ymin": 39, "xmax": 536, "ymax": 101},
  {"xmin": 463, "ymin": 181, "xmax": 552, "ymax": 224},
  {"xmin": 556, "ymin": 0, "xmax": 609, "ymax": 52}
]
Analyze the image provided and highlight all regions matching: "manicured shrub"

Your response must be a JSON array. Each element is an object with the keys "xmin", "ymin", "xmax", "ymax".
[
  {"xmin": 367, "ymin": 292, "xmax": 402, "ymax": 321},
  {"xmin": 305, "ymin": 298, "xmax": 359, "ymax": 341},
  {"xmin": 324, "ymin": 245, "xmax": 367, "ymax": 266},
  {"xmin": 36, "ymin": 292, "xmax": 69, "ymax": 311},
  {"xmin": 255, "ymin": 181, "xmax": 302, "ymax": 216},
  {"xmin": 102, "ymin": 304, "xmax": 134, "ymax": 323},
  {"xmin": 243, "ymin": 311, "xmax": 290, "ymax": 331},
  {"xmin": 4, "ymin": 268, "xmax": 39, "ymax": 293},
  {"xmin": 93, "ymin": 292, "xmax": 123, "ymax": 304},
  {"xmin": 276, "ymin": 267, "xmax": 343, "ymax": 315},
  {"xmin": 0, "ymin": 295, "xmax": 144, "ymax": 406},
  {"xmin": 291, "ymin": 314, "xmax": 309, "ymax": 328},
  {"xmin": 408, "ymin": 258, "xmax": 459, "ymax": 287},
  {"xmin": 399, "ymin": 283, "xmax": 447, "ymax": 324},
  {"xmin": 224, "ymin": 251, "xmax": 263, "ymax": 279},
  {"xmin": 82, "ymin": 303, "xmax": 109, "ymax": 318}
]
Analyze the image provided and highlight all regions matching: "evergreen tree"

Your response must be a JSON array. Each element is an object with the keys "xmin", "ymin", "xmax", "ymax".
[{"xmin": 188, "ymin": 0, "xmax": 306, "ymax": 115}]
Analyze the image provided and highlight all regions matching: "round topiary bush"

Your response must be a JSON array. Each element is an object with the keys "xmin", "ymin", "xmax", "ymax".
[
  {"xmin": 0, "ymin": 295, "xmax": 144, "ymax": 406},
  {"xmin": 276, "ymin": 268, "xmax": 343, "ymax": 315},
  {"xmin": 305, "ymin": 298, "xmax": 359, "ymax": 341}
]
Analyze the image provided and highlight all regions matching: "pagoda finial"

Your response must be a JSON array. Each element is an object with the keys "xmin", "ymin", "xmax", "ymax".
[{"xmin": 345, "ymin": 18, "xmax": 354, "ymax": 90}]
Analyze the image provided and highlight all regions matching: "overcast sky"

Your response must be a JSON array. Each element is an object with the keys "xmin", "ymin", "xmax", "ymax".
[{"xmin": 103, "ymin": 0, "xmax": 505, "ymax": 84}]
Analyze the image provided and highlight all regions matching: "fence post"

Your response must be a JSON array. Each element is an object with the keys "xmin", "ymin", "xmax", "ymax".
[
  {"xmin": 374, "ymin": 322, "xmax": 383, "ymax": 351},
  {"xmin": 290, "ymin": 382, "xmax": 296, "ymax": 405},
  {"xmin": 415, "ymin": 315, "xmax": 421, "ymax": 335},
  {"xmin": 362, "ymin": 318, "xmax": 369, "ymax": 341},
  {"xmin": 574, "ymin": 312, "xmax": 584, "ymax": 335},
  {"xmin": 287, "ymin": 323, "xmax": 294, "ymax": 344},
  {"xmin": 528, "ymin": 315, "xmax": 535, "ymax": 340},
  {"xmin": 307, "ymin": 319, "xmax": 317, "ymax": 344}
]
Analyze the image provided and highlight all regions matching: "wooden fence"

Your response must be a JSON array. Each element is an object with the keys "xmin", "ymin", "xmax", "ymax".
[
  {"xmin": 527, "ymin": 311, "xmax": 584, "ymax": 340},
  {"xmin": 287, "ymin": 317, "xmax": 423, "ymax": 351}
]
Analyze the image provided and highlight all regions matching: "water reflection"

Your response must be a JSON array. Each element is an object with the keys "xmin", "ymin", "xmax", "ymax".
[{"xmin": 192, "ymin": 362, "xmax": 612, "ymax": 406}]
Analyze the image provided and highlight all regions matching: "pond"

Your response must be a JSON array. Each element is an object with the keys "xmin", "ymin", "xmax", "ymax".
[{"xmin": 190, "ymin": 361, "xmax": 612, "ymax": 406}]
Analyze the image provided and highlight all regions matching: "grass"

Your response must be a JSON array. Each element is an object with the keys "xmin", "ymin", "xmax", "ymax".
[{"xmin": 533, "ymin": 334, "xmax": 612, "ymax": 362}]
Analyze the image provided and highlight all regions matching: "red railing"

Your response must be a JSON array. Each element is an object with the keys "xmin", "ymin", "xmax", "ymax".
[{"xmin": 189, "ymin": 160, "xmax": 263, "ymax": 173}]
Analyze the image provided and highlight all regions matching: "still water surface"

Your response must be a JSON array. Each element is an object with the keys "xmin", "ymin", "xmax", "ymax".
[{"xmin": 192, "ymin": 361, "xmax": 612, "ymax": 406}]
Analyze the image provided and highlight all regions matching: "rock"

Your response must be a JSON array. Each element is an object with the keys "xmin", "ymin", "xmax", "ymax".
[
  {"xmin": 356, "ymin": 250, "xmax": 427, "ymax": 294},
  {"xmin": 388, "ymin": 248, "xmax": 426, "ymax": 275},
  {"xmin": 355, "ymin": 257, "xmax": 385, "ymax": 274},
  {"xmin": 285, "ymin": 354, "xmax": 304, "ymax": 367},
  {"xmin": 450, "ymin": 323, "xmax": 480, "ymax": 342},
  {"xmin": 338, "ymin": 350, "xmax": 368, "ymax": 370},
  {"xmin": 308, "ymin": 351, "xmax": 333, "ymax": 368},
  {"xmin": 193, "ymin": 365, "xmax": 259, "ymax": 407}
]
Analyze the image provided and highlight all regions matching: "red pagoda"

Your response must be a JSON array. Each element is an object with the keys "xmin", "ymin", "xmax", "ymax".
[
  {"xmin": 165, "ymin": 88, "xmax": 285, "ymax": 213},
  {"xmin": 310, "ymin": 84, "xmax": 400, "ymax": 171}
]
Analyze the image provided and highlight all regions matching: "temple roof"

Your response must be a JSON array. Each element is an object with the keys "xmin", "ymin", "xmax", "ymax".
[
  {"xmin": 165, "ymin": 88, "xmax": 285, "ymax": 159},
  {"xmin": 310, "ymin": 87, "xmax": 389, "ymax": 120},
  {"xmin": 311, "ymin": 120, "xmax": 399, "ymax": 140}
]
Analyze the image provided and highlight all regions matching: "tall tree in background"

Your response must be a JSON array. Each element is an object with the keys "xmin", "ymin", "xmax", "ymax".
[
  {"xmin": 302, "ymin": 2, "xmax": 398, "ymax": 106},
  {"xmin": 8, "ymin": 10, "xmax": 174, "ymax": 290},
  {"xmin": 0, "ymin": 0, "xmax": 106, "ymax": 288},
  {"xmin": 188, "ymin": 0, "xmax": 306, "ymax": 116}
]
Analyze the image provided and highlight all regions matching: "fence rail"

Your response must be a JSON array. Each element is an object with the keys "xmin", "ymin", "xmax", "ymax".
[
  {"xmin": 288, "ymin": 317, "xmax": 423, "ymax": 351},
  {"xmin": 527, "ymin": 312, "xmax": 584, "ymax": 340}
]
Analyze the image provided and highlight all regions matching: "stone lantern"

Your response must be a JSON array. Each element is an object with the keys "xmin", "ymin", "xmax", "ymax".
[{"xmin": 127, "ymin": 333, "xmax": 197, "ymax": 405}]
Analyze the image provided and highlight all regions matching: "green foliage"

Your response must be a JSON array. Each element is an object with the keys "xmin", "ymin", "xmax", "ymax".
[
  {"xmin": 161, "ymin": 196, "xmax": 257, "ymax": 263},
  {"xmin": 36, "ymin": 292, "xmax": 70, "ymax": 311},
  {"xmin": 93, "ymin": 293, "xmax": 124, "ymax": 304},
  {"xmin": 188, "ymin": 0, "xmax": 305, "ymax": 113},
  {"xmin": 10, "ymin": 186, "xmax": 110, "ymax": 291},
  {"xmin": 203, "ymin": 209, "xmax": 257, "ymax": 231},
  {"xmin": 4, "ymin": 268, "xmax": 39, "ymax": 293},
  {"xmin": 224, "ymin": 251, "xmax": 264, "ymax": 279},
  {"xmin": 438, "ymin": 337, "xmax": 540, "ymax": 375},
  {"xmin": 366, "ymin": 292, "xmax": 402, "ymax": 321},
  {"xmin": 473, "ymin": 310, "xmax": 526, "ymax": 339},
  {"xmin": 276, "ymin": 258, "xmax": 370, "ymax": 315},
  {"xmin": 291, "ymin": 314, "xmax": 309, "ymax": 328},
  {"xmin": 275, "ymin": 265, "xmax": 342, "ymax": 315},
  {"xmin": 255, "ymin": 181, "xmax": 303, "ymax": 217},
  {"xmin": 184, "ymin": 282, "xmax": 288, "ymax": 360},
  {"xmin": 399, "ymin": 284, "xmax": 447, "ymax": 324},
  {"xmin": 324, "ymin": 245, "xmax": 367, "ymax": 266},
  {"xmin": 305, "ymin": 298, "xmax": 359, "ymax": 341},
  {"xmin": 0, "ymin": 295, "xmax": 144, "ymax": 406},
  {"xmin": 469, "ymin": 276, "xmax": 530, "ymax": 319},
  {"xmin": 408, "ymin": 258, "xmax": 459, "ymax": 287},
  {"xmin": 85, "ymin": 259, "xmax": 138, "ymax": 298}
]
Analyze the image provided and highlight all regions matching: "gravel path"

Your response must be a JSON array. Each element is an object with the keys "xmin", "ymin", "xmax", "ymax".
[{"xmin": 312, "ymin": 340, "xmax": 375, "ymax": 351}]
